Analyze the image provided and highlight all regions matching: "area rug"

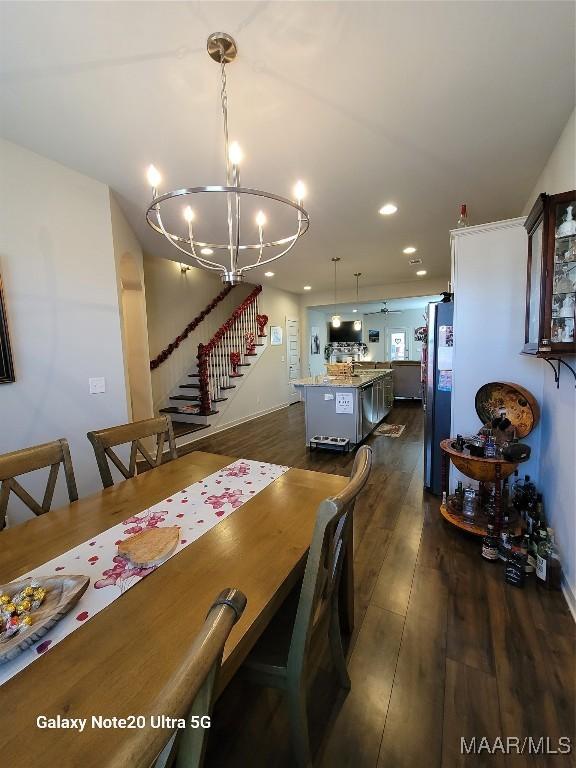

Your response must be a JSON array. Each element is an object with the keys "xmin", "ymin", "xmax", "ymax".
[{"xmin": 375, "ymin": 424, "xmax": 406, "ymax": 438}]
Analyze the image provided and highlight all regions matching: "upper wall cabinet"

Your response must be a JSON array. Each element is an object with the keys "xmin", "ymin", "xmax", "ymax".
[{"xmin": 524, "ymin": 190, "xmax": 576, "ymax": 355}]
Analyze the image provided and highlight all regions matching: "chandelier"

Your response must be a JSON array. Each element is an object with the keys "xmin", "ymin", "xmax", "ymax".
[{"xmin": 145, "ymin": 33, "xmax": 310, "ymax": 285}]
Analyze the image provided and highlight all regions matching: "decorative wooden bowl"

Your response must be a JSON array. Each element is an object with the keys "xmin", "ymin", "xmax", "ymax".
[
  {"xmin": 118, "ymin": 526, "xmax": 180, "ymax": 568},
  {"xmin": 0, "ymin": 575, "xmax": 90, "ymax": 665},
  {"xmin": 440, "ymin": 440, "xmax": 518, "ymax": 482},
  {"xmin": 475, "ymin": 381, "xmax": 539, "ymax": 438}
]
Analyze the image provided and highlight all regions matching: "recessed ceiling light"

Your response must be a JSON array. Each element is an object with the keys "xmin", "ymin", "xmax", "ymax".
[
  {"xmin": 379, "ymin": 203, "xmax": 398, "ymax": 216},
  {"xmin": 352, "ymin": 309, "xmax": 358, "ymax": 313},
  {"xmin": 416, "ymin": 270, "xmax": 427, "ymax": 276},
  {"xmin": 303, "ymin": 285, "xmax": 312, "ymax": 291},
  {"xmin": 403, "ymin": 246, "xmax": 417, "ymax": 254},
  {"xmin": 264, "ymin": 271, "xmax": 274, "ymax": 277},
  {"xmin": 200, "ymin": 247, "xmax": 213, "ymax": 256}
]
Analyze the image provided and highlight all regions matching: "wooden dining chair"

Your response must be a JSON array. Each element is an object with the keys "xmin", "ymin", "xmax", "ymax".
[
  {"xmin": 240, "ymin": 445, "xmax": 373, "ymax": 768},
  {"xmin": 0, "ymin": 439, "xmax": 78, "ymax": 530},
  {"xmin": 87, "ymin": 415, "xmax": 177, "ymax": 489},
  {"xmin": 110, "ymin": 588, "xmax": 247, "ymax": 768}
]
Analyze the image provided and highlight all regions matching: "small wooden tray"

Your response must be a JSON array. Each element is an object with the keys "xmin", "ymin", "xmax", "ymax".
[
  {"xmin": 118, "ymin": 526, "xmax": 180, "ymax": 567},
  {"xmin": 0, "ymin": 575, "xmax": 90, "ymax": 665}
]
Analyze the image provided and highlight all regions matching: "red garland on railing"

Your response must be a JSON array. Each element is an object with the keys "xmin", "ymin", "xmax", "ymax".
[
  {"xmin": 196, "ymin": 285, "xmax": 263, "ymax": 412},
  {"xmin": 149, "ymin": 284, "xmax": 234, "ymax": 370}
]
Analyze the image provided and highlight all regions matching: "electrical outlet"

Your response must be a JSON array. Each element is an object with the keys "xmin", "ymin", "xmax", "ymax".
[{"xmin": 89, "ymin": 377, "xmax": 106, "ymax": 394}]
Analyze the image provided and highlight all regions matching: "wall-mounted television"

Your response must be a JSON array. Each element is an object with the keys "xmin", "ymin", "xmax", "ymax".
[{"xmin": 328, "ymin": 320, "xmax": 362, "ymax": 343}]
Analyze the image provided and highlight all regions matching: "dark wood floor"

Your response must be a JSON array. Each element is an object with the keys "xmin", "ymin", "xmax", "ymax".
[{"xmin": 184, "ymin": 402, "xmax": 575, "ymax": 768}]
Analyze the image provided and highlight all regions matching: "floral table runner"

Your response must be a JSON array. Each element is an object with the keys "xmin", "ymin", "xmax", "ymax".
[{"xmin": 0, "ymin": 458, "xmax": 288, "ymax": 686}]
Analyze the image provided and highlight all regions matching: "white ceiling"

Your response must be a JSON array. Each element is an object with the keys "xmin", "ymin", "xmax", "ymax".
[
  {"xmin": 312, "ymin": 294, "xmax": 439, "ymax": 316},
  {"xmin": 1, "ymin": 2, "xmax": 574, "ymax": 294}
]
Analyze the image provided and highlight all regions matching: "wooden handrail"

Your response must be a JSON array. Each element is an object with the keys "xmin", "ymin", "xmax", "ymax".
[
  {"xmin": 150, "ymin": 285, "xmax": 234, "ymax": 370},
  {"xmin": 197, "ymin": 286, "xmax": 263, "ymax": 413}
]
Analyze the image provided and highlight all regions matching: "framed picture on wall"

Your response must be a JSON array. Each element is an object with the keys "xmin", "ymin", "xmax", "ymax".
[
  {"xmin": 0, "ymin": 274, "xmax": 15, "ymax": 383},
  {"xmin": 368, "ymin": 329, "xmax": 379, "ymax": 343},
  {"xmin": 270, "ymin": 326, "xmax": 283, "ymax": 345},
  {"xmin": 310, "ymin": 326, "xmax": 320, "ymax": 355}
]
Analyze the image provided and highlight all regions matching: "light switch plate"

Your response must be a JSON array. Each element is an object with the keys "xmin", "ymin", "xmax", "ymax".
[{"xmin": 89, "ymin": 377, "xmax": 106, "ymax": 394}]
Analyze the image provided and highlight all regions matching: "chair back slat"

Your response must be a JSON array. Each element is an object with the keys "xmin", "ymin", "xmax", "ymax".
[
  {"xmin": 287, "ymin": 445, "xmax": 372, "ymax": 679},
  {"xmin": 87, "ymin": 416, "xmax": 177, "ymax": 489},
  {"xmin": 0, "ymin": 439, "xmax": 78, "ymax": 529}
]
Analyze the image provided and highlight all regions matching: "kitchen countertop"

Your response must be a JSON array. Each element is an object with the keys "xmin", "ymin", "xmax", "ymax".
[{"xmin": 293, "ymin": 369, "xmax": 392, "ymax": 388}]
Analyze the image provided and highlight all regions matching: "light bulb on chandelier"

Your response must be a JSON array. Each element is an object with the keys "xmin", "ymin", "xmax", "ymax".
[
  {"xmin": 331, "ymin": 315, "xmax": 341, "ymax": 328},
  {"xmin": 144, "ymin": 33, "xmax": 310, "ymax": 285}
]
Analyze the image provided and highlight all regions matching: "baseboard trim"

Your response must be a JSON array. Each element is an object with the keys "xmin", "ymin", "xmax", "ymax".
[
  {"xmin": 562, "ymin": 577, "xmax": 576, "ymax": 623},
  {"xmin": 175, "ymin": 402, "xmax": 294, "ymax": 449}
]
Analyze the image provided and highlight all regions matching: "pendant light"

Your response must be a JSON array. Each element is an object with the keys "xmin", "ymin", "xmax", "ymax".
[
  {"xmin": 331, "ymin": 258, "xmax": 341, "ymax": 328},
  {"xmin": 353, "ymin": 272, "xmax": 362, "ymax": 331}
]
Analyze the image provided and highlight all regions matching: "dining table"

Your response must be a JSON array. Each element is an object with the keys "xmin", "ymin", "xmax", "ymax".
[{"xmin": 0, "ymin": 450, "xmax": 350, "ymax": 768}]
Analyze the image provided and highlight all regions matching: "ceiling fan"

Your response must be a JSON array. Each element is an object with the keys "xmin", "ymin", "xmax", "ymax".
[{"xmin": 364, "ymin": 301, "xmax": 402, "ymax": 316}]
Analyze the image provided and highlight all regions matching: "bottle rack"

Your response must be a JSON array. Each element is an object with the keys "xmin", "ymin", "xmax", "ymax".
[{"xmin": 440, "ymin": 439, "xmax": 524, "ymax": 537}]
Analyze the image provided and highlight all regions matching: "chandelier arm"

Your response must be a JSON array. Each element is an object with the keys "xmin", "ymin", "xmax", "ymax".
[
  {"xmin": 239, "ymin": 219, "xmax": 304, "ymax": 272},
  {"xmin": 155, "ymin": 207, "xmax": 224, "ymax": 272}
]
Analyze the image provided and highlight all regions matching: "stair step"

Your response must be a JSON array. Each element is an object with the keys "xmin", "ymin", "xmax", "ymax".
[
  {"xmin": 237, "ymin": 363, "xmax": 251, "ymax": 367},
  {"xmin": 258, "ymin": 334, "xmax": 267, "ymax": 338},
  {"xmin": 221, "ymin": 385, "xmax": 237, "ymax": 390},
  {"xmin": 180, "ymin": 384, "xmax": 200, "ymax": 389},
  {"xmin": 170, "ymin": 395, "xmax": 227, "ymax": 403},
  {"xmin": 171, "ymin": 421, "xmax": 211, "ymax": 438},
  {"xmin": 160, "ymin": 406, "xmax": 219, "ymax": 417},
  {"xmin": 245, "ymin": 353, "xmax": 258, "ymax": 357},
  {"xmin": 188, "ymin": 373, "xmax": 200, "ymax": 377}
]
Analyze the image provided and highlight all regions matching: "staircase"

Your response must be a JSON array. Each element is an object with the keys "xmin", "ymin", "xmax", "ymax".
[{"xmin": 159, "ymin": 285, "xmax": 267, "ymax": 439}]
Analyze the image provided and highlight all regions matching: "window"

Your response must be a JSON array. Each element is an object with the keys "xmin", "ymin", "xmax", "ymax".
[{"xmin": 389, "ymin": 330, "xmax": 407, "ymax": 361}]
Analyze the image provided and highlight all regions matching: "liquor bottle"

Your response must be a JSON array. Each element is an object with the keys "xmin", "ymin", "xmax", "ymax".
[
  {"xmin": 457, "ymin": 204, "xmax": 468, "ymax": 228},
  {"xmin": 536, "ymin": 529, "xmax": 550, "ymax": 583},
  {"xmin": 462, "ymin": 485, "xmax": 476, "ymax": 519},
  {"xmin": 482, "ymin": 524, "xmax": 499, "ymax": 561},
  {"xmin": 455, "ymin": 481, "xmax": 464, "ymax": 512},
  {"xmin": 523, "ymin": 477, "xmax": 537, "ymax": 516},
  {"xmin": 522, "ymin": 533, "xmax": 535, "ymax": 573},
  {"xmin": 484, "ymin": 432, "xmax": 496, "ymax": 458},
  {"xmin": 537, "ymin": 528, "xmax": 562, "ymax": 590},
  {"xmin": 502, "ymin": 478, "xmax": 510, "ymax": 512},
  {"xmin": 511, "ymin": 470, "xmax": 523, "ymax": 513}
]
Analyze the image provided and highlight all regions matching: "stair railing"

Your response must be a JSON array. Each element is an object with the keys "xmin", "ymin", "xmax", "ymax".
[{"xmin": 197, "ymin": 286, "xmax": 264, "ymax": 413}]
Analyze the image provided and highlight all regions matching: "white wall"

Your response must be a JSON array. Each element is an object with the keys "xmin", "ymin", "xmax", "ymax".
[
  {"xmin": 362, "ymin": 307, "xmax": 427, "ymax": 362},
  {"xmin": 110, "ymin": 194, "xmax": 154, "ymax": 423},
  {"xmin": 523, "ymin": 108, "xmax": 575, "ymax": 614},
  {"xmin": 0, "ymin": 139, "xmax": 129, "ymax": 523},
  {"xmin": 451, "ymin": 219, "xmax": 543, "ymax": 482}
]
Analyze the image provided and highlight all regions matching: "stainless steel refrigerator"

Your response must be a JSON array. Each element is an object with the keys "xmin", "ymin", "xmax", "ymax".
[{"xmin": 424, "ymin": 300, "xmax": 453, "ymax": 495}]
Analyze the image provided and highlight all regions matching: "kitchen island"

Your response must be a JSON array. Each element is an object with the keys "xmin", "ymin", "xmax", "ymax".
[{"xmin": 293, "ymin": 369, "xmax": 393, "ymax": 448}]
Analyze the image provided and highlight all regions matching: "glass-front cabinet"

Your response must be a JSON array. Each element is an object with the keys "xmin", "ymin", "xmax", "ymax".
[{"xmin": 524, "ymin": 190, "xmax": 576, "ymax": 355}]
